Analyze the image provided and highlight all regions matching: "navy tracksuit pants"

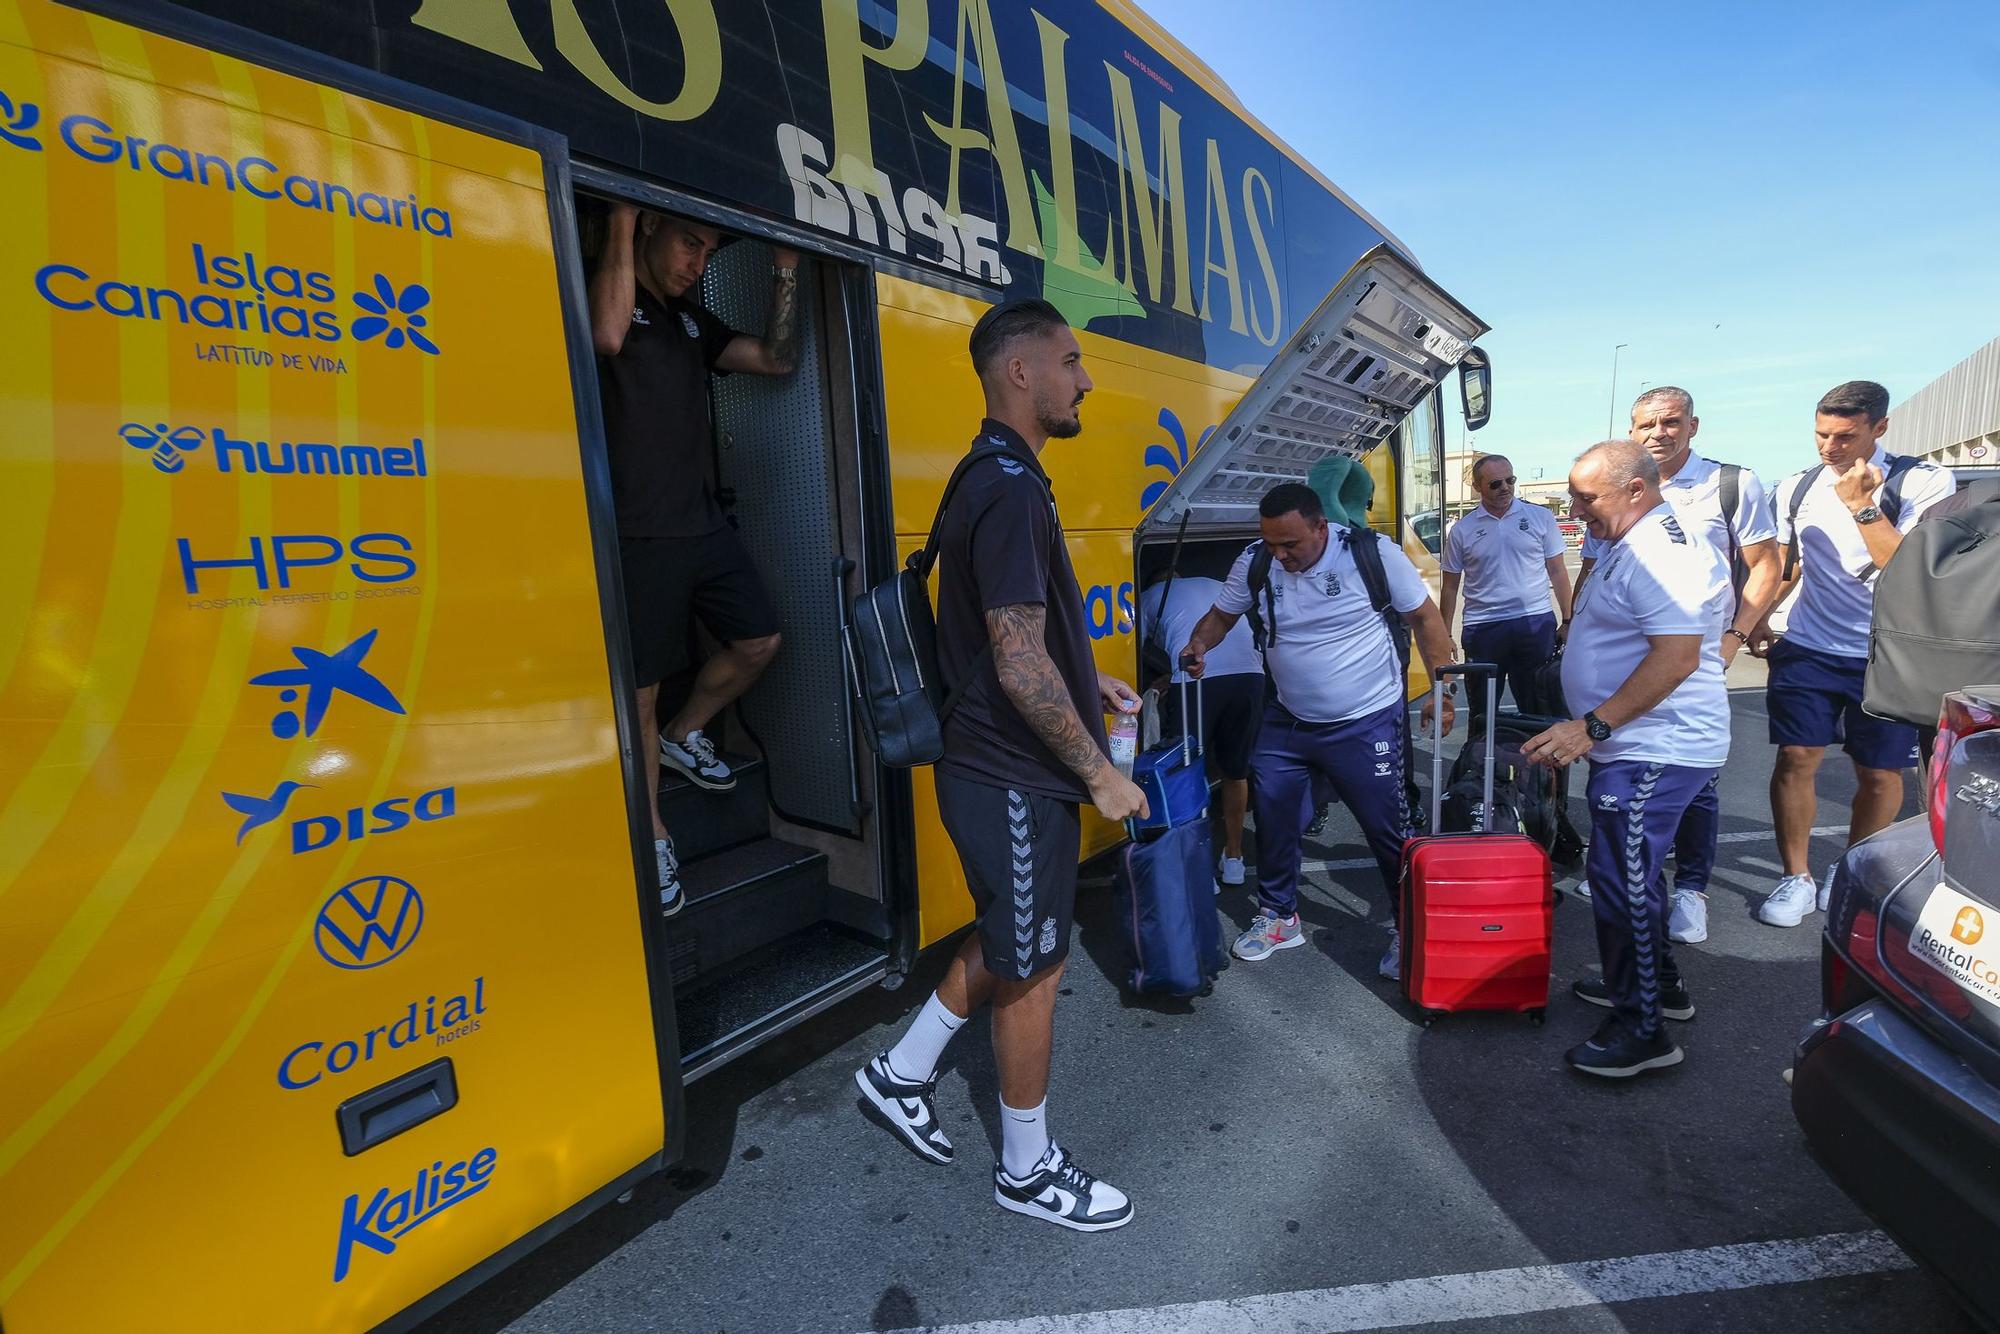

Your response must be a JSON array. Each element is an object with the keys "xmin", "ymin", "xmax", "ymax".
[
  {"xmin": 1584, "ymin": 759, "xmax": 1717, "ymax": 1038},
  {"xmin": 1660, "ymin": 771, "xmax": 1720, "ymax": 896},
  {"xmin": 1249, "ymin": 699, "xmax": 1410, "ymax": 921},
  {"xmin": 1461, "ymin": 612, "xmax": 1556, "ymax": 723}
]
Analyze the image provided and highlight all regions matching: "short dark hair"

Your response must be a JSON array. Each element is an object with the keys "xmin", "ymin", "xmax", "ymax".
[
  {"xmin": 1259, "ymin": 481, "xmax": 1324, "ymax": 522},
  {"xmin": 1817, "ymin": 380, "xmax": 1890, "ymax": 423},
  {"xmin": 968, "ymin": 299, "xmax": 1070, "ymax": 379}
]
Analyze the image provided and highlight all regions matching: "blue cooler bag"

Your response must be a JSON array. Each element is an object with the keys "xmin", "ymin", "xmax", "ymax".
[
  {"xmin": 1117, "ymin": 820, "xmax": 1224, "ymax": 997},
  {"xmin": 1130, "ymin": 675, "xmax": 1208, "ymax": 834}
]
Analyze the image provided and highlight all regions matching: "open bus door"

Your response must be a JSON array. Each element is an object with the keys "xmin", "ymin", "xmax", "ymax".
[
  {"xmin": 1129, "ymin": 246, "xmax": 1491, "ymax": 682},
  {"xmin": 0, "ymin": 2, "xmax": 679, "ymax": 1330}
]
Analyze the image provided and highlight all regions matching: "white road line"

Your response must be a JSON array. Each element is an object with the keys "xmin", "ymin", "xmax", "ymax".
[
  {"xmin": 873, "ymin": 1230, "xmax": 1912, "ymax": 1334},
  {"xmin": 1301, "ymin": 825, "xmax": 1847, "ymax": 874}
]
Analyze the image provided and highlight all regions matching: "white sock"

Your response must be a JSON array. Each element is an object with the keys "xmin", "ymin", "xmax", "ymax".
[
  {"xmin": 1000, "ymin": 1098, "xmax": 1050, "ymax": 1179},
  {"xmin": 884, "ymin": 992, "xmax": 964, "ymax": 1085}
]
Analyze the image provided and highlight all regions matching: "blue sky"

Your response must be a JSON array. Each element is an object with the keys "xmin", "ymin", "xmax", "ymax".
[{"xmin": 1143, "ymin": 0, "xmax": 2000, "ymax": 488}]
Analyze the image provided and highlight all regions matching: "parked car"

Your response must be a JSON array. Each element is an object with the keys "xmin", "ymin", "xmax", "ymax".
[
  {"xmin": 1557, "ymin": 515, "xmax": 1583, "ymax": 547},
  {"xmin": 1411, "ymin": 511, "xmax": 1442, "ymax": 555},
  {"xmin": 1792, "ymin": 685, "xmax": 2000, "ymax": 1327}
]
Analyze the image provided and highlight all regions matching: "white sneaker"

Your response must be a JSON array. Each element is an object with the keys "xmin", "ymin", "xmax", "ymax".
[
  {"xmin": 1817, "ymin": 863, "xmax": 1838, "ymax": 914},
  {"xmin": 993, "ymin": 1142, "xmax": 1133, "ymax": 1232},
  {"xmin": 1219, "ymin": 855, "xmax": 1246, "ymax": 886},
  {"xmin": 1758, "ymin": 874, "xmax": 1817, "ymax": 927},
  {"xmin": 661, "ymin": 729, "xmax": 736, "ymax": 790},
  {"xmin": 1667, "ymin": 890, "xmax": 1707, "ymax": 944},
  {"xmin": 1377, "ymin": 929, "xmax": 1401, "ymax": 981}
]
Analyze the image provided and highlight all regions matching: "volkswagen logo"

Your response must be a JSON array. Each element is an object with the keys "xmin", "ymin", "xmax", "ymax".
[{"xmin": 314, "ymin": 874, "xmax": 423, "ymax": 970}]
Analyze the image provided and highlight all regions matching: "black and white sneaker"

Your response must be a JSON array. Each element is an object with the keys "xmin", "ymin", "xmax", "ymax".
[
  {"xmin": 661, "ymin": 729, "xmax": 736, "ymax": 791},
  {"xmin": 993, "ymin": 1142, "xmax": 1133, "ymax": 1232},
  {"xmin": 1564, "ymin": 1017, "xmax": 1684, "ymax": 1079},
  {"xmin": 656, "ymin": 837, "xmax": 684, "ymax": 917},
  {"xmin": 1572, "ymin": 974, "xmax": 1694, "ymax": 1021},
  {"xmin": 853, "ymin": 1055, "xmax": 953, "ymax": 1164}
]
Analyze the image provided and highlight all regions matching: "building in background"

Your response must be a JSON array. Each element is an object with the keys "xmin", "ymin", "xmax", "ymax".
[{"xmin": 1886, "ymin": 335, "xmax": 2000, "ymax": 484}]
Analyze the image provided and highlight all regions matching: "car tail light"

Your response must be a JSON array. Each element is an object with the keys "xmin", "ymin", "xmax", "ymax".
[{"xmin": 1931, "ymin": 690, "xmax": 2000, "ymax": 853}]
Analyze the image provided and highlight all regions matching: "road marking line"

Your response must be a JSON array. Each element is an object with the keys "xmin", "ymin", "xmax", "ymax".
[
  {"xmin": 1302, "ymin": 825, "xmax": 1846, "ymax": 874},
  {"xmin": 874, "ymin": 1230, "xmax": 1912, "ymax": 1334}
]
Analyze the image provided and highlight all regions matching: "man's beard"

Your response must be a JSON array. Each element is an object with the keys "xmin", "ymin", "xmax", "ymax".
[{"xmin": 1040, "ymin": 403, "xmax": 1083, "ymax": 439}]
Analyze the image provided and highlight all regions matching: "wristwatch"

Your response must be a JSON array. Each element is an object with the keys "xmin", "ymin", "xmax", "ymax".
[
  {"xmin": 1724, "ymin": 627, "xmax": 1751, "ymax": 644},
  {"xmin": 1582, "ymin": 711, "xmax": 1612, "ymax": 742},
  {"xmin": 1852, "ymin": 504, "xmax": 1884, "ymax": 525}
]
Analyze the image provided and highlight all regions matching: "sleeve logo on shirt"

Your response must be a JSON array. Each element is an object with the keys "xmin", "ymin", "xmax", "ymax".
[
  {"xmin": 629, "ymin": 306, "xmax": 649, "ymax": 326},
  {"xmin": 679, "ymin": 311, "xmax": 701, "ymax": 339}
]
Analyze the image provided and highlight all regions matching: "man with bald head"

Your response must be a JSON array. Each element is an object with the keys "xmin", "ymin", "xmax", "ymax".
[
  {"xmin": 1440, "ymin": 454, "xmax": 1570, "ymax": 725},
  {"xmin": 1523, "ymin": 441, "xmax": 1732, "ymax": 1079}
]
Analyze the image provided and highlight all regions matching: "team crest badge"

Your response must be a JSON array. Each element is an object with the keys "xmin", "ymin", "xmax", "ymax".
[
  {"xmin": 1323, "ymin": 571, "xmax": 1339, "ymax": 596},
  {"xmin": 679, "ymin": 310, "xmax": 701, "ymax": 339},
  {"xmin": 1039, "ymin": 916, "xmax": 1058, "ymax": 955},
  {"xmin": 1519, "ymin": 518, "xmax": 1530, "ymax": 532}
]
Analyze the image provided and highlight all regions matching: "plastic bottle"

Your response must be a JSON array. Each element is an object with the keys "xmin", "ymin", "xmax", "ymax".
[{"xmin": 1108, "ymin": 708, "xmax": 1139, "ymax": 776}]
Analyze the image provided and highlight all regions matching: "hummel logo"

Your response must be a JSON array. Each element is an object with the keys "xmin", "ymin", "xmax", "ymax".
[
  {"xmin": 630, "ymin": 306, "xmax": 650, "ymax": 325},
  {"xmin": 1599, "ymin": 794, "xmax": 1620, "ymax": 810},
  {"xmin": 1373, "ymin": 761, "xmax": 1393, "ymax": 777}
]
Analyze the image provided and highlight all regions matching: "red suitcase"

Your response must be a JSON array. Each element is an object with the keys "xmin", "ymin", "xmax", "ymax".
[{"xmin": 1400, "ymin": 664, "xmax": 1552, "ymax": 1024}]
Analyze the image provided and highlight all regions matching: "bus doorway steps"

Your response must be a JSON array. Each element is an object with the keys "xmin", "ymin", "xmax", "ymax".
[
  {"xmin": 676, "ymin": 922, "xmax": 887, "ymax": 1077},
  {"xmin": 660, "ymin": 837, "xmax": 827, "ymax": 987},
  {"xmin": 659, "ymin": 747, "xmax": 769, "ymax": 863}
]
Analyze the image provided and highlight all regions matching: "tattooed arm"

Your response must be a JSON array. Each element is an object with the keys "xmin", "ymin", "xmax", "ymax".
[
  {"xmin": 716, "ymin": 245, "xmax": 801, "ymax": 376},
  {"xmin": 987, "ymin": 603, "xmax": 1148, "ymax": 822}
]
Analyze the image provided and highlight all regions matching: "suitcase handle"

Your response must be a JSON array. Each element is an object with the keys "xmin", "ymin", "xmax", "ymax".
[
  {"xmin": 1176, "ymin": 653, "xmax": 1204, "ymax": 767},
  {"xmin": 1429, "ymin": 662, "xmax": 1500, "ymax": 834}
]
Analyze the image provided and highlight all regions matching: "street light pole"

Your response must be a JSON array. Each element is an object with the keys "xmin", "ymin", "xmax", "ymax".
[{"xmin": 1607, "ymin": 342, "xmax": 1629, "ymax": 439}]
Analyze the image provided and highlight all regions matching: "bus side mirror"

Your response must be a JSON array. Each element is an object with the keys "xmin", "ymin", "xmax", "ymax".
[{"xmin": 1459, "ymin": 345, "xmax": 1492, "ymax": 431}]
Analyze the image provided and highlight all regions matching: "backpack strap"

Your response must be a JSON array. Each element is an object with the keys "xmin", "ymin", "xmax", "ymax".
[
  {"xmin": 1344, "ymin": 523, "xmax": 1393, "ymax": 615},
  {"xmin": 924, "ymin": 442, "xmax": 1054, "ymax": 723},
  {"xmin": 1244, "ymin": 542, "xmax": 1277, "ymax": 651},
  {"xmin": 1782, "ymin": 463, "xmax": 1824, "ymax": 582},
  {"xmin": 1880, "ymin": 453, "xmax": 1920, "ymax": 526}
]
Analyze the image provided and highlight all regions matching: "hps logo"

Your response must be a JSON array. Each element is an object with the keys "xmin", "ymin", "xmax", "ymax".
[
  {"xmin": 333, "ymin": 1147, "xmax": 497, "ymax": 1282},
  {"xmin": 313, "ymin": 874, "xmax": 424, "ymax": 971}
]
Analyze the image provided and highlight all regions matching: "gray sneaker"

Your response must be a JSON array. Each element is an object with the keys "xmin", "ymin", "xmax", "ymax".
[
  {"xmin": 1667, "ymin": 890, "xmax": 1707, "ymax": 944},
  {"xmin": 661, "ymin": 728, "xmax": 735, "ymax": 791},
  {"xmin": 1758, "ymin": 874, "xmax": 1817, "ymax": 927},
  {"xmin": 1377, "ymin": 929, "xmax": 1401, "ymax": 981},
  {"xmin": 1232, "ymin": 912, "xmax": 1303, "ymax": 961},
  {"xmin": 657, "ymin": 837, "xmax": 684, "ymax": 916}
]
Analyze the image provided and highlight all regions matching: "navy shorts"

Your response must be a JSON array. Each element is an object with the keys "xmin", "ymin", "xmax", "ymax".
[{"xmin": 1766, "ymin": 637, "xmax": 1920, "ymax": 771}]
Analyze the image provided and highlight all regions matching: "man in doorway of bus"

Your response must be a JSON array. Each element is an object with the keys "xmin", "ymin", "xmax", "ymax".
[
  {"xmin": 1439, "ymin": 454, "xmax": 1572, "ymax": 728},
  {"xmin": 1568, "ymin": 387, "xmax": 1781, "ymax": 943},
  {"xmin": 854, "ymin": 299, "xmax": 1147, "ymax": 1233},
  {"xmin": 588, "ymin": 202, "xmax": 801, "ymax": 909},
  {"xmin": 1747, "ymin": 381, "xmax": 1954, "ymax": 928},
  {"xmin": 1180, "ymin": 483, "xmax": 1457, "ymax": 981},
  {"xmin": 1140, "ymin": 566, "xmax": 1264, "ymax": 886},
  {"xmin": 1523, "ymin": 440, "xmax": 1731, "ymax": 1079}
]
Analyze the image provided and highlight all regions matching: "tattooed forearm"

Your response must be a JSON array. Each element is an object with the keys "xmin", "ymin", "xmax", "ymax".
[
  {"xmin": 986, "ymin": 604, "xmax": 1107, "ymax": 786},
  {"xmin": 764, "ymin": 269, "xmax": 800, "ymax": 374}
]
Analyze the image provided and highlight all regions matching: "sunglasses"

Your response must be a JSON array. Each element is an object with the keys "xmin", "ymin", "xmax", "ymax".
[{"xmin": 1484, "ymin": 476, "xmax": 1517, "ymax": 490}]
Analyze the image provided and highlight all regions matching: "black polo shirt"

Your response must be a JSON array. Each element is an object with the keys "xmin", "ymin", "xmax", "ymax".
[
  {"xmin": 935, "ymin": 420, "xmax": 1108, "ymax": 803},
  {"xmin": 596, "ymin": 284, "xmax": 739, "ymax": 537}
]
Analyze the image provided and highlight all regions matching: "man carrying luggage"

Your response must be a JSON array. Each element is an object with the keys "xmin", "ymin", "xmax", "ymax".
[
  {"xmin": 1140, "ymin": 568, "xmax": 1263, "ymax": 886},
  {"xmin": 587, "ymin": 203, "xmax": 800, "ymax": 908},
  {"xmin": 854, "ymin": 299, "xmax": 1146, "ymax": 1232},
  {"xmin": 1439, "ymin": 454, "xmax": 1571, "ymax": 726},
  {"xmin": 1180, "ymin": 483, "xmax": 1457, "ymax": 980},
  {"xmin": 1523, "ymin": 441, "xmax": 1732, "ymax": 1079},
  {"xmin": 1572, "ymin": 387, "xmax": 1782, "ymax": 943},
  {"xmin": 1748, "ymin": 381, "xmax": 1953, "ymax": 928}
]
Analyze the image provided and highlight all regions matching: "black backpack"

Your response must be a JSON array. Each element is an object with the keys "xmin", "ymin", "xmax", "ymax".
[
  {"xmin": 1245, "ymin": 525, "xmax": 1423, "ymax": 826},
  {"xmin": 1864, "ymin": 479, "xmax": 2000, "ymax": 728},
  {"xmin": 1781, "ymin": 455, "xmax": 1920, "ymax": 581},
  {"xmin": 844, "ymin": 444, "xmax": 1050, "ymax": 767}
]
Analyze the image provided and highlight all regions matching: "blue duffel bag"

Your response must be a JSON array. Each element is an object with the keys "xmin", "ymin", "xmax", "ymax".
[{"xmin": 1129, "ymin": 675, "xmax": 1208, "ymax": 834}]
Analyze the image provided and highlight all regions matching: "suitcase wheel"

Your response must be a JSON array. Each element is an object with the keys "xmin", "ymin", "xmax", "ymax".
[
  {"xmin": 1418, "ymin": 1009, "xmax": 1443, "ymax": 1028},
  {"xmin": 1527, "ymin": 1008, "xmax": 1546, "ymax": 1026}
]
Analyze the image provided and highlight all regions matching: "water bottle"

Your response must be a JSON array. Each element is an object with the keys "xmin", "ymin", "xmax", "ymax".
[{"xmin": 1108, "ymin": 707, "xmax": 1138, "ymax": 777}]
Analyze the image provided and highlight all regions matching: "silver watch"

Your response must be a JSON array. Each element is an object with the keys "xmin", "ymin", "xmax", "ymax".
[{"xmin": 1852, "ymin": 504, "xmax": 1884, "ymax": 525}]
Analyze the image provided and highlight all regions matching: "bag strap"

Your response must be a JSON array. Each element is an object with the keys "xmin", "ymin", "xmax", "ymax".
[
  {"xmin": 1343, "ymin": 524, "xmax": 1411, "ymax": 669},
  {"xmin": 1245, "ymin": 542, "xmax": 1276, "ymax": 651},
  {"xmin": 1880, "ymin": 453, "xmax": 1919, "ymax": 526},
  {"xmin": 928, "ymin": 441, "xmax": 1055, "ymax": 724},
  {"xmin": 1148, "ymin": 510, "xmax": 1193, "ymax": 656},
  {"xmin": 1782, "ymin": 463, "xmax": 1824, "ymax": 581}
]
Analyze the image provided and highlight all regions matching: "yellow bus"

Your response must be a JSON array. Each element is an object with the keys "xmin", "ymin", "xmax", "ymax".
[{"xmin": 0, "ymin": 0, "xmax": 1487, "ymax": 1328}]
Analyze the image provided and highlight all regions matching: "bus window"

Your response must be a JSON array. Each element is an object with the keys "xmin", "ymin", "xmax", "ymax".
[{"xmin": 1402, "ymin": 392, "xmax": 1444, "ymax": 557}]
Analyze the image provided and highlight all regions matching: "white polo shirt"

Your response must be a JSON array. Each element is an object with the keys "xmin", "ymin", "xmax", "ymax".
[
  {"xmin": 1579, "ymin": 452, "xmax": 1777, "ymax": 566},
  {"xmin": 1773, "ymin": 447, "xmax": 1954, "ymax": 659},
  {"xmin": 1562, "ymin": 503, "xmax": 1732, "ymax": 768},
  {"xmin": 1214, "ymin": 529, "xmax": 1429, "ymax": 723},
  {"xmin": 1140, "ymin": 576, "xmax": 1261, "ymax": 683},
  {"xmin": 1441, "ymin": 499, "xmax": 1565, "ymax": 625}
]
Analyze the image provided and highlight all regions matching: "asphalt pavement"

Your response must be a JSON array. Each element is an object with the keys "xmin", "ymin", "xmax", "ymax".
[{"xmin": 417, "ymin": 676, "xmax": 1973, "ymax": 1334}]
